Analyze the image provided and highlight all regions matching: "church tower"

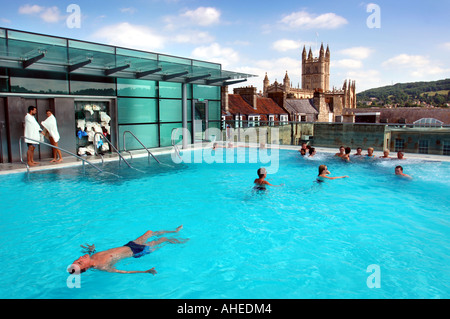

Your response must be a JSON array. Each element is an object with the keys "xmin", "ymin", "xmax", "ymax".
[{"xmin": 301, "ymin": 43, "xmax": 330, "ymax": 92}]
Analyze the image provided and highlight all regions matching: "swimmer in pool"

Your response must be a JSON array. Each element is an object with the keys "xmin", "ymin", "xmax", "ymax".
[
  {"xmin": 380, "ymin": 149, "xmax": 392, "ymax": 159},
  {"xmin": 317, "ymin": 165, "xmax": 348, "ymax": 181},
  {"xmin": 396, "ymin": 151, "xmax": 405, "ymax": 160},
  {"xmin": 353, "ymin": 147, "xmax": 363, "ymax": 156},
  {"xmin": 253, "ymin": 167, "xmax": 283, "ymax": 190},
  {"xmin": 335, "ymin": 146, "xmax": 345, "ymax": 158},
  {"xmin": 395, "ymin": 165, "xmax": 412, "ymax": 179},
  {"xmin": 341, "ymin": 147, "xmax": 351, "ymax": 162},
  {"xmin": 366, "ymin": 147, "xmax": 376, "ymax": 158},
  {"xmin": 69, "ymin": 225, "xmax": 187, "ymax": 275}
]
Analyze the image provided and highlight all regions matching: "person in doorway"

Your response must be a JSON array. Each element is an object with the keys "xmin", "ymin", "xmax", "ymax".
[
  {"xmin": 69, "ymin": 226, "xmax": 187, "ymax": 275},
  {"xmin": 24, "ymin": 106, "xmax": 41, "ymax": 167},
  {"xmin": 41, "ymin": 110, "xmax": 62, "ymax": 163}
]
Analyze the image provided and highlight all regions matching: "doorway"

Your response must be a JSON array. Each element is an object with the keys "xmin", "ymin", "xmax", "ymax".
[{"xmin": 192, "ymin": 99, "xmax": 208, "ymax": 142}]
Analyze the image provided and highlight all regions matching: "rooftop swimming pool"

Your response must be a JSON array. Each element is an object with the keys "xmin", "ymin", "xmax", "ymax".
[{"xmin": 0, "ymin": 148, "xmax": 449, "ymax": 298}]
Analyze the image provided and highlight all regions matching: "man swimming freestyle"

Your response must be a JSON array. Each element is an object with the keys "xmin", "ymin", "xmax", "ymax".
[{"xmin": 69, "ymin": 225, "xmax": 187, "ymax": 275}]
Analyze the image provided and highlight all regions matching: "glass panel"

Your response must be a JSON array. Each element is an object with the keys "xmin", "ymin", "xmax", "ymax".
[
  {"xmin": 9, "ymin": 69, "xmax": 68, "ymax": 94},
  {"xmin": 160, "ymin": 123, "xmax": 182, "ymax": 147},
  {"xmin": 117, "ymin": 78, "xmax": 157, "ymax": 97},
  {"xmin": 70, "ymin": 74, "xmax": 115, "ymax": 96},
  {"xmin": 0, "ymin": 30, "xmax": 6, "ymax": 56},
  {"xmin": 193, "ymin": 84, "xmax": 220, "ymax": 100},
  {"xmin": 159, "ymin": 99, "xmax": 182, "ymax": 122},
  {"xmin": 194, "ymin": 101, "xmax": 206, "ymax": 141},
  {"xmin": 116, "ymin": 48, "xmax": 157, "ymax": 60},
  {"xmin": 8, "ymin": 30, "xmax": 66, "ymax": 46},
  {"xmin": 193, "ymin": 60, "xmax": 221, "ymax": 70},
  {"xmin": 159, "ymin": 54, "xmax": 191, "ymax": 65},
  {"xmin": 0, "ymin": 68, "xmax": 8, "ymax": 92},
  {"xmin": 119, "ymin": 124, "xmax": 159, "ymax": 150},
  {"xmin": 117, "ymin": 98, "xmax": 157, "ymax": 124},
  {"xmin": 159, "ymin": 81, "xmax": 181, "ymax": 98},
  {"xmin": 69, "ymin": 40, "xmax": 114, "ymax": 53},
  {"xmin": 208, "ymin": 100, "xmax": 221, "ymax": 121},
  {"xmin": 7, "ymin": 39, "xmax": 68, "ymax": 64}
]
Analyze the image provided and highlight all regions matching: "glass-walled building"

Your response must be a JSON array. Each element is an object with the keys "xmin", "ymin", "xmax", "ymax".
[{"xmin": 0, "ymin": 28, "xmax": 253, "ymax": 163}]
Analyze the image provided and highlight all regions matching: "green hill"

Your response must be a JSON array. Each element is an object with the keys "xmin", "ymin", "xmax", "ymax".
[{"xmin": 357, "ymin": 78, "xmax": 450, "ymax": 107}]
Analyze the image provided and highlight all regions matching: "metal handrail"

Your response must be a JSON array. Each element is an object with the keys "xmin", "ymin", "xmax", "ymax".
[
  {"xmin": 93, "ymin": 132, "xmax": 132, "ymax": 169},
  {"xmin": 171, "ymin": 128, "xmax": 182, "ymax": 159},
  {"xmin": 122, "ymin": 130, "xmax": 161, "ymax": 164},
  {"xmin": 19, "ymin": 136, "xmax": 103, "ymax": 174}
]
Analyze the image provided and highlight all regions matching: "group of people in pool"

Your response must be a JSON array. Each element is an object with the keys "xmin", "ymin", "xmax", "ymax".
[{"xmin": 254, "ymin": 143, "xmax": 412, "ymax": 190}]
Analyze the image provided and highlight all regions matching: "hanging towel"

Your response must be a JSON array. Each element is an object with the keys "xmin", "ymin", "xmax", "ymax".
[
  {"xmin": 24, "ymin": 113, "xmax": 41, "ymax": 144},
  {"xmin": 41, "ymin": 114, "xmax": 60, "ymax": 143}
]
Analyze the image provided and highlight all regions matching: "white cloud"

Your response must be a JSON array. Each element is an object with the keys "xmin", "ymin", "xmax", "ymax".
[
  {"xmin": 120, "ymin": 7, "xmax": 137, "ymax": 14},
  {"xmin": 382, "ymin": 54, "xmax": 430, "ymax": 68},
  {"xmin": 180, "ymin": 7, "xmax": 221, "ymax": 26},
  {"xmin": 272, "ymin": 39, "xmax": 301, "ymax": 52},
  {"xmin": 338, "ymin": 47, "xmax": 373, "ymax": 60},
  {"xmin": 18, "ymin": 4, "xmax": 64, "ymax": 23},
  {"xmin": 382, "ymin": 53, "xmax": 450, "ymax": 80},
  {"xmin": 92, "ymin": 23, "xmax": 166, "ymax": 51},
  {"xmin": 440, "ymin": 42, "xmax": 450, "ymax": 51},
  {"xmin": 191, "ymin": 43, "xmax": 239, "ymax": 69},
  {"xmin": 173, "ymin": 31, "xmax": 214, "ymax": 44},
  {"xmin": 40, "ymin": 6, "xmax": 63, "ymax": 23},
  {"xmin": 18, "ymin": 4, "xmax": 44, "ymax": 15},
  {"xmin": 344, "ymin": 69, "xmax": 383, "ymax": 92},
  {"xmin": 280, "ymin": 10, "xmax": 348, "ymax": 29},
  {"xmin": 332, "ymin": 59, "xmax": 363, "ymax": 69}
]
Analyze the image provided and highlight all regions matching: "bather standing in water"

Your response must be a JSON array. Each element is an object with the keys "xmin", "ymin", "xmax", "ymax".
[
  {"xmin": 69, "ymin": 225, "xmax": 187, "ymax": 275},
  {"xmin": 253, "ymin": 167, "xmax": 283, "ymax": 190},
  {"xmin": 317, "ymin": 165, "xmax": 348, "ymax": 182}
]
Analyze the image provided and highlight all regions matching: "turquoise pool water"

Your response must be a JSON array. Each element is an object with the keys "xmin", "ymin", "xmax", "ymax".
[{"xmin": 0, "ymin": 148, "xmax": 449, "ymax": 299}]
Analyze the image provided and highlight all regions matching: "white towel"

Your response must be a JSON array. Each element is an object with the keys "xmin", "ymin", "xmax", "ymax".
[
  {"xmin": 24, "ymin": 113, "xmax": 41, "ymax": 144},
  {"xmin": 41, "ymin": 114, "xmax": 60, "ymax": 143}
]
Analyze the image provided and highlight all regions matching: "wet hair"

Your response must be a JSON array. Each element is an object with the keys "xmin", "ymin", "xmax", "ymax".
[
  {"xmin": 345, "ymin": 147, "xmax": 351, "ymax": 154},
  {"xmin": 28, "ymin": 106, "xmax": 36, "ymax": 113},
  {"xmin": 257, "ymin": 168, "xmax": 267, "ymax": 178},
  {"xmin": 300, "ymin": 149, "xmax": 306, "ymax": 155},
  {"xmin": 309, "ymin": 147, "xmax": 315, "ymax": 155},
  {"xmin": 395, "ymin": 165, "xmax": 403, "ymax": 171},
  {"xmin": 68, "ymin": 263, "xmax": 87, "ymax": 274},
  {"xmin": 318, "ymin": 165, "xmax": 327, "ymax": 175}
]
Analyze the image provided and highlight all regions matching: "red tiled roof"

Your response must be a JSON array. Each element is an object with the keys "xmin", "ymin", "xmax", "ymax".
[{"xmin": 224, "ymin": 94, "xmax": 287, "ymax": 117}]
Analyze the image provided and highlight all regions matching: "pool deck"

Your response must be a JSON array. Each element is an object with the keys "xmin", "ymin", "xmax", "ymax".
[{"xmin": 1, "ymin": 143, "xmax": 449, "ymax": 175}]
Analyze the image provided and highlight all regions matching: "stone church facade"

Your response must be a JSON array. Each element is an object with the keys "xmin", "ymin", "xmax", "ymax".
[{"xmin": 263, "ymin": 44, "xmax": 357, "ymax": 123}]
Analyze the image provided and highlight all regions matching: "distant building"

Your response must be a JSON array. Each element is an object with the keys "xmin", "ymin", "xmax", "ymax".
[
  {"xmin": 262, "ymin": 44, "xmax": 357, "ymax": 123},
  {"xmin": 222, "ymin": 86, "xmax": 288, "ymax": 127}
]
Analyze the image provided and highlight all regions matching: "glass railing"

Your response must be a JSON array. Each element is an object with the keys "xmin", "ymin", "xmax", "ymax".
[{"xmin": 216, "ymin": 120, "xmax": 450, "ymax": 156}]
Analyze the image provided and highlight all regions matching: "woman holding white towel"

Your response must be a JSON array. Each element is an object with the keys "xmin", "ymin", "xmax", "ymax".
[{"xmin": 41, "ymin": 110, "xmax": 63, "ymax": 163}]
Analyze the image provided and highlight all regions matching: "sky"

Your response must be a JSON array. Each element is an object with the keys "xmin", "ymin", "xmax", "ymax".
[{"xmin": 1, "ymin": 0, "xmax": 449, "ymax": 93}]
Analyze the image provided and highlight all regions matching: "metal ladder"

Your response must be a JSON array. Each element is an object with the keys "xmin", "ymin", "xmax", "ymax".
[
  {"xmin": 122, "ymin": 130, "xmax": 161, "ymax": 164},
  {"xmin": 171, "ymin": 128, "xmax": 182, "ymax": 160},
  {"xmin": 19, "ymin": 136, "xmax": 104, "ymax": 175},
  {"xmin": 93, "ymin": 132, "xmax": 133, "ymax": 168}
]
